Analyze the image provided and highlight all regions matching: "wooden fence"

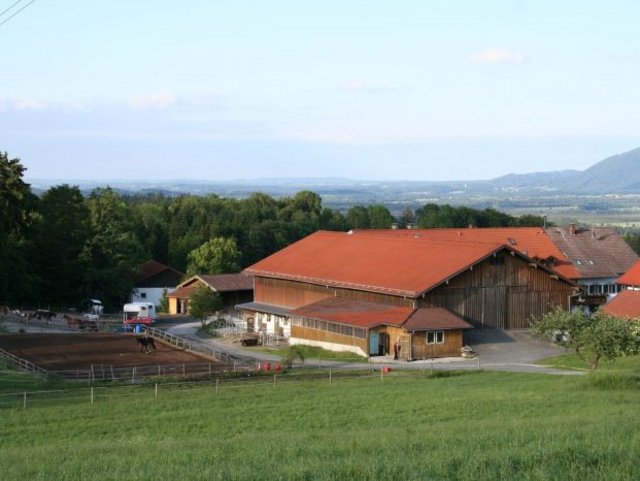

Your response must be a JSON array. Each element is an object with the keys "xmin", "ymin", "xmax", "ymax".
[
  {"xmin": 0, "ymin": 347, "xmax": 49, "ymax": 376},
  {"xmin": 143, "ymin": 326, "xmax": 261, "ymax": 367}
]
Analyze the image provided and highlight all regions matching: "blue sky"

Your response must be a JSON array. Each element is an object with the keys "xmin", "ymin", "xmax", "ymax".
[{"xmin": 2, "ymin": 1, "xmax": 640, "ymax": 181}]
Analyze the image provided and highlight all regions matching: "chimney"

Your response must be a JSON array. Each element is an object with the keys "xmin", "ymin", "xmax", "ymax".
[{"xmin": 569, "ymin": 223, "xmax": 576, "ymax": 235}]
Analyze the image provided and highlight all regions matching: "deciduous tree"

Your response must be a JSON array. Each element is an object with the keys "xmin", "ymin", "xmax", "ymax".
[
  {"xmin": 532, "ymin": 307, "xmax": 640, "ymax": 370},
  {"xmin": 186, "ymin": 237, "xmax": 242, "ymax": 276}
]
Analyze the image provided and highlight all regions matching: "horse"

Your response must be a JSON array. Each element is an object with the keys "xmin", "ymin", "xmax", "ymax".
[
  {"xmin": 64, "ymin": 314, "xmax": 85, "ymax": 329},
  {"xmin": 136, "ymin": 336, "xmax": 156, "ymax": 353}
]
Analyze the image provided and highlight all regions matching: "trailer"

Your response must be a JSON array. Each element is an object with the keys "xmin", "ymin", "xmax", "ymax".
[{"xmin": 122, "ymin": 302, "xmax": 156, "ymax": 325}]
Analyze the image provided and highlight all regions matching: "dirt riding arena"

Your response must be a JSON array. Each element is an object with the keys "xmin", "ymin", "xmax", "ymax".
[{"xmin": 0, "ymin": 333, "xmax": 228, "ymax": 379}]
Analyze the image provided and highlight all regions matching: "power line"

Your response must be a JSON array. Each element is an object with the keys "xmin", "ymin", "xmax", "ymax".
[
  {"xmin": 0, "ymin": 0, "xmax": 35, "ymax": 28},
  {"xmin": 0, "ymin": 0, "xmax": 24, "ymax": 19}
]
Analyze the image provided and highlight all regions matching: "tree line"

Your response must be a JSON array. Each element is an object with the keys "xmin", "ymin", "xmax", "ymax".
[{"xmin": 0, "ymin": 151, "xmax": 548, "ymax": 310}]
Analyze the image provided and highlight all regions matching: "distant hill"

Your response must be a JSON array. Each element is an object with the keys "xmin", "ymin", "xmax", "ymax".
[
  {"xmin": 493, "ymin": 147, "xmax": 640, "ymax": 193},
  {"xmin": 573, "ymin": 147, "xmax": 640, "ymax": 192},
  {"xmin": 28, "ymin": 147, "xmax": 640, "ymax": 200}
]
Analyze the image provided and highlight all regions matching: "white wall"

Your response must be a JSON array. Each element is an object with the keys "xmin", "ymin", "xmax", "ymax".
[
  {"xmin": 131, "ymin": 287, "xmax": 176, "ymax": 307},
  {"xmin": 289, "ymin": 337, "xmax": 367, "ymax": 357}
]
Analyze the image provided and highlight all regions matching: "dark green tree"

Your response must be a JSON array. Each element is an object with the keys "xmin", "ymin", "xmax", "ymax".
[
  {"xmin": 80, "ymin": 188, "xmax": 145, "ymax": 309},
  {"xmin": 0, "ymin": 152, "xmax": 38, "ymax": 303},
  {"xmin": 346, "ymin": 205, "xmax": 370, "ymax": 229},
  {"xmin": 189, "ymin": 284, "xmax": 223, "ymax": 327},
  {"xmin": 367, "ymin": 205, "xmax": 395, "ymax": 229},
  {"xmin": 34, "ymin": 185, "xmax": 90, "ymax": 304}
]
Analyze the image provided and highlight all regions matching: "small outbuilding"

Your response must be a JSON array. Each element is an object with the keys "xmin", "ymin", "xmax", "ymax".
[
  {"xmin": 288, "ymin": 297, "xmax": 472, "ymax": 359},
  {"xmin": 168, "ymin": 274, "xmax": 254, "ymax": 315}
]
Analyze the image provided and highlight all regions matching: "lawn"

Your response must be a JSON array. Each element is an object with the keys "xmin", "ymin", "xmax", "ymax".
[{"xmin": 2, "ymin": 358, "xmax": 640, "ymax": 481}]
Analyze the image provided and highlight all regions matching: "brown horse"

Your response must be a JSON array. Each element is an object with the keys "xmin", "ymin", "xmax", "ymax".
[
  {"xmin": 64, "ymin": 314, "xmax": 97, "ymax": 330},
  {"xmin": 136, "ymin": 336, "xmax": 156, "ymax": 353}
]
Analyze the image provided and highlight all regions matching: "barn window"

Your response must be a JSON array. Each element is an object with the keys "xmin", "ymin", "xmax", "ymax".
[{"xmin": 427, "ymin": 330, "xmax": 444, "ymax": 344}]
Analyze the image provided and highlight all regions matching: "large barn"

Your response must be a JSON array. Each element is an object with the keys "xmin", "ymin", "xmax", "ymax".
[{"xmin": 238, "ymin": 230, "xmax": 578, "ymax": 358}]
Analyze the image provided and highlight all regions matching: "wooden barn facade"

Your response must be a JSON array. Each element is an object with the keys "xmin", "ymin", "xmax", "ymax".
[{"xmin": 239, "ymin": 230, "xmax": 578, "ymax": 358}]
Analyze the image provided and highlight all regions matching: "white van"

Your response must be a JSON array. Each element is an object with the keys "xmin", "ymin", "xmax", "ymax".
[{"xmin": 122, "ymin": 302, "xmax": 156, "ymax": 325}]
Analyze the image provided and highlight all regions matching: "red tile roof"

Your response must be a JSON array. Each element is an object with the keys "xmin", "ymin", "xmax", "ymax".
[
  {"xmin": 545, "ymin": 226, "xmax": 638, "ymax": 279},
  {"xmin": 616, "ymin": 260, "xmax": 640, "ymax": 287},
  {"xmin": 289, "ymin": 297, "xmax": 412, "ymax": 328},
  {"xmin": 403, "ymin": 307, "xmax": 473, "ymax": 331},
  {"xmin": 245, "ymin": 230, "xmax": 572, "ymax": 298},
  {"xmin": 167, "ymin": 285, "xmax": 196, "ymax": 300},
  {"xmin": 601, "ymin": 290, "xmax": 640, "ymax": 319},
  {"xmin": 198, "ymin": 274, "xmax": 254, "ymax": 292},
  {"xmin": 288, "ymin": 297, "xmax": 472, "ymax": 330},
  {"xmin": 169, "ymin": 274, "xmax": 253, "ymax": 298},
  {"xmin": 135, "ymin": 260, "xmax": 184, "ymax": 284},
  {"xmin": 354, "ymin": 227, "xmax": 579, "ymax": 278}
]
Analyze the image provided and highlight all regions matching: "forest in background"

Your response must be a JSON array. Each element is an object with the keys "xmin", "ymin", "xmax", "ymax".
[{"xmin": 0, "ymin": 151, "xmax": 568, "ymax": 310}]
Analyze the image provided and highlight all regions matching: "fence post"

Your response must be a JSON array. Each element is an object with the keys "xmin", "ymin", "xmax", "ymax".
[
  {"xmin": 477, "ymin": 355, "xmax": 480, "ymax": 370},
  {"xmin": 273, "ymin": 373, "xmax": 276, "ymax": 389},
  {"xmin": 111, "ymin": 365, "xmax": 115, "ymax": 381},
  {"xmin": 329, "ymin": 369, "xmax": 332, "ymax": 384},
  {"xmin": 23, "ymin": 391, "xmax": 26, "ymax": 409},
  {"xmin": 132, "ymin": 367, "xmax": 136, "ymax": 384},
  {"xmin": 155, "ymin": 383, "xmax": 158, "ymax": 399},
  {"xmin": 215, "ymin": 378, "xmax": 219, "ymax": 395},
  {"xmin": 91, "ymin": 387, "xmax": 94, "ymax": 405}
]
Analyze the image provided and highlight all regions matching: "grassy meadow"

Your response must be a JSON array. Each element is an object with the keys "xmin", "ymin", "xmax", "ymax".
[{"xmin": 2, "ymin": 358, "xmax": 640, "ymax": 481}]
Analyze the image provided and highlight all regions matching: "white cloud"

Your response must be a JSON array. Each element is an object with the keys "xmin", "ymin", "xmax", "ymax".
[
  {"xmin": 14, "ymin": 99, "xmax": 46, "ymax": 111},
  {"xmin": 470, "ymin": 47, "xmax": 527, "ymax": 64},
  {"xmin": 344, "ymin": 79, "xmax": 367, "ymax": 91},
  {"xmin": 130, "ymin": 92, "xmax": 177, "ymax": 109}
]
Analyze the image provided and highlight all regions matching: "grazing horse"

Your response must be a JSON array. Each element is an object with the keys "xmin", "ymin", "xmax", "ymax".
[
  {"xmin": 64, "ymin": 314, "xmax": 96, "ymax": 330},
  {"xmin": 137, "ymin": 336, "xmax": 156, "ymax": 353}
]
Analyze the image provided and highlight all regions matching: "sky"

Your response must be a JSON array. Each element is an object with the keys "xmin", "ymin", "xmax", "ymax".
[{"xmin": 2, "ymin": 0, "xmax": 640, "ymax": 182}]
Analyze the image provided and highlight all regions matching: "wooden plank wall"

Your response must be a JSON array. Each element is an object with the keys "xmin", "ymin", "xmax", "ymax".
[
  {"xmin": 255, "ymin": 277, "xmax": 413, "ymax": 308},
  {"xmin": 419, "ymin": 253, "xmax": 574, "ymax": 329},
  {"xmin": 411, "ymin": 330, "xmax": 463, "ymax": 359},
  {"xmin": 291, "ymin": 325, "xmax": 368, "ymax": 353}
]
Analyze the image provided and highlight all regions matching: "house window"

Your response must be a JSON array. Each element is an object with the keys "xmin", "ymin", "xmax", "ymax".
[
  {"xmin": 140, "ymin": 292, "xmax": 147, "ymax": 299},
  {"xmin": 427, "ymin": 331, "xmax": 444, "ymax": 344}
]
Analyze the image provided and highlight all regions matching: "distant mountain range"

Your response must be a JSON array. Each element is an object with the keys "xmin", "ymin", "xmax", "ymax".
[
  {"xmin": 28, "ymin": 147, "xmax": 640, "ymax": 199},
  {"xmin": 493, "ymin": 147, "xmax": 640, "ymax": 193}
]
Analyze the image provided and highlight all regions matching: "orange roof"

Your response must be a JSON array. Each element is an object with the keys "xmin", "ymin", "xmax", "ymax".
[
  {"xmin": 354, "ymin": 227, "xmax": 579, "ymax": 279},
  {"xmin": 288, "ymin": 297, "xmax": 472, "ymax": 330},
  {"xmin": 617, "ymin": 260, "xmax": 640, "ymax": 287},
  {"xmin": 245, "ymin": 230, "xmax": 570, "ymax": 298},
  {"xmin": 289, "ymin": 297, "xmax": 412, "ymax": 328},
  {"xmin": 403, "ymin": 307, "xmax": 473, "ymax": 331},
  {"xmin": 601, "ymin": 290, "xmax": 640, "ymax": 319}
]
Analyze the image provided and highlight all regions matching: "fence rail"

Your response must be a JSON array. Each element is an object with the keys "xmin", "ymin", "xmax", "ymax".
[
  {"xmin": 144, "ymin": 326, "xmax": 261, "ymax": 367},
  {"xmin": 0, "ymin": 347, "xmax": 48, "ymax": 376}
]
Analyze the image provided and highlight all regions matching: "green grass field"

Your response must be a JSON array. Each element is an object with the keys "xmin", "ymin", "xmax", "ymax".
[{"xmin": 2, "ymin": 358, "xmax": 640, "ymax": 481}]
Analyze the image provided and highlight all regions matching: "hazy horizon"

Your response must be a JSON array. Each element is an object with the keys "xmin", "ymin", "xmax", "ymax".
[{"xmin": 3, "ymin": 2, "xmax": 640, "ymax": 182}]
